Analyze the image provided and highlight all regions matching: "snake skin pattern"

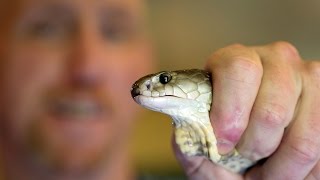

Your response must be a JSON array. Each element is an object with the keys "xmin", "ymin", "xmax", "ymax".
[{"xmin": 131, "ymin": 69, "xmax": 254, "ymax": 173}]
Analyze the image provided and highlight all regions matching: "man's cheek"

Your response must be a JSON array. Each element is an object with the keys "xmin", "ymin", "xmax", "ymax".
[
  {"xmin": 4, "ymin": 95, "xmax": 42, "ymax": 145},
  {"xmin": 2, "ymin": 72, "xmax": 51, "ymax": 142}
]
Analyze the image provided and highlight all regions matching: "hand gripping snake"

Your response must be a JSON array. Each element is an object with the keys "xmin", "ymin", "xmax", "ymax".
[{"xmin": 131, "ymin": 69, "xmax": 255, "ymax": 174}]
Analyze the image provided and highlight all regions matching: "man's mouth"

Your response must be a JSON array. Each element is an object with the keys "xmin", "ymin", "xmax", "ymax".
[{"xmin": 48, "ymin": 96, "xmax": 106, "ymax": 120}]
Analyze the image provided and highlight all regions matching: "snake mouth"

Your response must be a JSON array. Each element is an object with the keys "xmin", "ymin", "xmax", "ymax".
[
  {"xmin": 132, "ymin": 94, "xmax": 198, "ymax": 115},
  {"xmin": 130, "ymin": 84, "xmax": 141, "ymax": 98}
]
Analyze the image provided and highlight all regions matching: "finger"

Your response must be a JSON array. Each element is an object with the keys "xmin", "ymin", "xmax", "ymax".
[
  {"xmin": 205, "ymin": 44, "xmax": 263, "ymax": 154},
  {"xmin": 257, "ymin": 61, "xmax": 320, "ymax": 179},
  {"xmin": 172, "ymin": 134, "xmax": 243, "ymax": 180},
  {"xmin": 237, "ymin": 42, "xmax": 302, "ymax": 161}
]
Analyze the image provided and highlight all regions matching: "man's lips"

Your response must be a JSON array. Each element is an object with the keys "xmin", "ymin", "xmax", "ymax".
[{"xmin": 47, "ymin": 96, "xmax": 107, "ymax": 120}]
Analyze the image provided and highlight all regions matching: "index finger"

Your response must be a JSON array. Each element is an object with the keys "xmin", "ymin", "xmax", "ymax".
[{"xmin": 205, "ymin": 44, "xmax": 263, "ymax": 154}]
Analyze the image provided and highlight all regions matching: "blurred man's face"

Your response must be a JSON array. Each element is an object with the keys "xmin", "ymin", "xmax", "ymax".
[{"xmin": 0, "ymin": 0, "xmax": 152, "ymax": 171}]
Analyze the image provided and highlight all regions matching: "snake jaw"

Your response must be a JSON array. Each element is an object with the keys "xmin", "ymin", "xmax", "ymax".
[{"xmin": 133, "ymin": 95, "xmax": 204, "ymax": 115}]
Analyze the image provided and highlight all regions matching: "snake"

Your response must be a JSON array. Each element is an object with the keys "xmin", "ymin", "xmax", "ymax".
[{"xmin": 130, "ymin": 69, "xmax": 255, "ymax": 174}]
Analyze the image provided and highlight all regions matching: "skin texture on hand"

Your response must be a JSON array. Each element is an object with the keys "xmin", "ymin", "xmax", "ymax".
[{"xmin": 173, "ymin": 42, "xmax": 320, "ymax": 179}]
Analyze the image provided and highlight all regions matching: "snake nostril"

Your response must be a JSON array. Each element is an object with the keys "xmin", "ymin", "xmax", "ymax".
[{"xmin": 146, "ymin": 84, "xmax": 151, "ymax": 90}]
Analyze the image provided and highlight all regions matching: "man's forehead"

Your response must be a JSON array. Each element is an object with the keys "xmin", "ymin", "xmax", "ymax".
[
  {"xmin": 0, "ymin": 0, "xmax": 146, "ymax": 37},
  {"xmin": 4, "ymin": 0, "xmax": 144, "ymax": 14}
]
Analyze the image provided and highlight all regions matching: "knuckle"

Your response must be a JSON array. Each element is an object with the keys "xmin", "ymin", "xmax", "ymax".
[
  {"xmin": 306, "ymin": 61, "xmax": 320, "ymax": 83},
  {"xmin": 214, "ymin": 43, "xmax": 248, "ymax": 55},
  {"xmin": 224, "ymin": 43, "xmax": 248, "ymax": 50},
  {"xmin": 254, "ymin": 103, "xmax": 288, "ymax": 128},
  {"xmin": 212, "ymin": 111, "xmax": 246, "ymax": 144},
  {"xmin": 271, "ymin": 41, "xmax": 295, "ymax": 51},
  {"xmin": 228, "ymin": 55, "xmax": 262, "ymax": 72},
  {"xmin": 269, "ymin": 41, "xmax": 300, "ymax": 61},
  {"xmin": 223, "ymin": 57, "xmax": 263, "ymax": 84},
  {"xmin": 288, "ymin": 137, "xmax": 320, "ymax": 165},
  {"xmin": 207, "ymin": 43, "xmax": 262, "ymax": 71},
  {"xmin": 207, "ymin": 45, "xmax": 263, "ymax": 85},
  {"xmin": 214, "ymin": 120, "xmax": 245, "ymax": 144},
  {"xmin": 207, "ymin": 44, "xmax": 246, "ymax": 65},
  {"xmin": 303, "ymin": 61, "xmax": 320, "ymax": 90}
]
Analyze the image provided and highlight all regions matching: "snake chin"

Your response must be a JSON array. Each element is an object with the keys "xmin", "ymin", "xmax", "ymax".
[{"xmin": 133, "ymin": 95, "xmax": 202, "ymax": 115}]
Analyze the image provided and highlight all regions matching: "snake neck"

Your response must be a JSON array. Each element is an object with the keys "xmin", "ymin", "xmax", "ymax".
[
  {"xmin": 170, "ymin": 110, "xmax": 211, "ymax": 128},
  {"xmin": 170, "ymin": 108, "xmax": 221, "ymax": 162}
]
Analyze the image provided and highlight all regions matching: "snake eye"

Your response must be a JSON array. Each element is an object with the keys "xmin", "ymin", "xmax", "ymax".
[{"xmin": 159, "ymin": 73, "xmax": 172, "ymax": 84}]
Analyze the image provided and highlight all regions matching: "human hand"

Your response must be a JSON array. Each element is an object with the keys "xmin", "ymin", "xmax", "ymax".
[{"xmin": 173, "ymin": 42, "xmax": 320, "ymax": 179}]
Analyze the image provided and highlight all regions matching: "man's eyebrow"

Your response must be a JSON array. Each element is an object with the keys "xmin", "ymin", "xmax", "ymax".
[
  {"xmin": 12, "ymin": 3, "xmax": 76, "ymax": 35},
  {"xmin": 21, "ymin": 3, "xmax": 75, "ymax": 22}
]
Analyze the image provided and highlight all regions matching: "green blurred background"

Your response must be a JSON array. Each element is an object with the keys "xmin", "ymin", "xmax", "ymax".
[{"xmin": 130, "ymin": 0, "xmax": 320, "ymax": 176}]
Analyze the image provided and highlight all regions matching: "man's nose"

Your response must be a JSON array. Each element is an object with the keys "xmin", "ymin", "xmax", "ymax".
[{"xmin": 67, "ymin": 30, "xmax": 106, "ymax": 88}]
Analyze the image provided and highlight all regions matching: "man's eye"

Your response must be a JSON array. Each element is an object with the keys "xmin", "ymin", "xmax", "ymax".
[
  {"xmin": 28, "ymin": 21, "xmax": 68, "ymax": 39},
  {"xmin": 102, "ymin": 27, "xmax": 127, "ymax": 42},
  {"xmin": 101, "ymin": 24, "xmax": 135, "ymax": 43}
]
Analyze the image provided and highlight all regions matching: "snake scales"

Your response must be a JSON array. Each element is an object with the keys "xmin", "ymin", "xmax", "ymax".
[{"xmin": 131, "ymin": 69, "xmax": 254, "ymax": 173}]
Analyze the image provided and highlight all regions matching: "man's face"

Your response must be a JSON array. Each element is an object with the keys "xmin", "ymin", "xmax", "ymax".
[{"xmin": 0, "ymin": 0, "xmax": 152, "ymax": 170}]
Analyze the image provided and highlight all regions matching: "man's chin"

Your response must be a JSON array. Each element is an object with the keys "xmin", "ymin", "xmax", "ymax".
[
  {"xmin": 37, "ymin": 146, "xmax": 110, "ymax": 172},
  {"xmin": 26, "ymin": 115, "xmax": 117, "ymax": 172}
]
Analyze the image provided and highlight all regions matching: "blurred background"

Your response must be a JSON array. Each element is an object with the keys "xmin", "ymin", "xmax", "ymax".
[{"xmin": 130, "ymin": 0, "xmax": 320, "ymax": 177}]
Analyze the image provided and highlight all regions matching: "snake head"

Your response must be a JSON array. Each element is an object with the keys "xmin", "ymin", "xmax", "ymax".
[
  {"xmin": 131, "ymin": 70, "xmax": 255, "ymax": 173},
  {"xmin": 130, "ymin": 69, "xmax": 212, "ymax": 116}
]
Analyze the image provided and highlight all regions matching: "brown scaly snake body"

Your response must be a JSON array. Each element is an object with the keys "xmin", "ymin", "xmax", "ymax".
[{"xmin": 131, "ymin": 69, "xmax": 255, "ymax": 173}]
